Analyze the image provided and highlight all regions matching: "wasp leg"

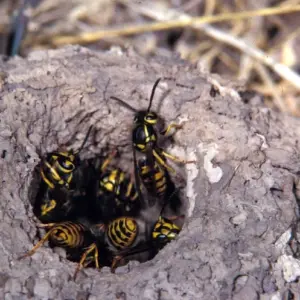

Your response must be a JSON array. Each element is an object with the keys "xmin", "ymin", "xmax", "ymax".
[
  {"xmin": 111, "ymin": 243, "xmax": 155, "ymax": 273},
  {"xmin": 100, "ymin": 149, "xmax": 118, "ymax": 173},
  {"xmin": 160, "ymin": 123, "xmax": 184, "ymax": 137},
  {"xmin": 37, "ymin": 222, "xmax": 56, "ymax": 228},
  {"xmin": 160, "ymin": 150, "xmax": 196, "ymax": 165},
  {"xmin": 40, "ymin": 167, "xmax": 55, "ymax": 189},
  {"xmin": 92, "ymin": 223, "xmax": 106, "ymax": 234},
  {"xmin": 111, "ymin": 255, "xmax": 123, "ymax": 273},
  {"xmin": 152, "ymin": 150, "xmax": 176, "ymax": 173},
  {"xmin": 40, "ymin": 199, "xmax": 57, "ymax": 216},
  {"xmin": 165, "ymin": 215, "xmax": 185, "ymax": 222},
  {"xmin": 73, "ymin": 243, "xmax": 99, "ymax": 281},
  {"xmin": 18, "ymin": 226, "xmax": 56, "ymax": 260}
]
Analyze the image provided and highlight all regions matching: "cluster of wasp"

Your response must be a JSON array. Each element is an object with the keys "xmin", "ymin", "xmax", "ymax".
[{"xmin": 19, "ymin": 78, "xmax": 194, "ymax": 280}]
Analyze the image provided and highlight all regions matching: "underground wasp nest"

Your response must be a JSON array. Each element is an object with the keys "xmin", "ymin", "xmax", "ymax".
[{"xmin": 19, "ymin": 78, "xmax": 191, "ymax": 280}]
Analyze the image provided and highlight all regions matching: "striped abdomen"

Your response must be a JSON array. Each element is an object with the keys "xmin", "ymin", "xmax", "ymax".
[
  {"xmin": 49, "ymin": 222, "xmax": 86, "ymax": 249},
  {"xmin": 107, "ymin": 218, "xmax": 138, "ymax": 251},
  {"xmin": 138, "ymin": 158, "xmax": 167, "ymax": 198}
]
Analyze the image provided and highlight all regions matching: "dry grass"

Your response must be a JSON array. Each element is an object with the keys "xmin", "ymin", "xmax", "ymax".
[{"xmin": 2, "ymin": 0, "xmax": 300, "ymax": 115}]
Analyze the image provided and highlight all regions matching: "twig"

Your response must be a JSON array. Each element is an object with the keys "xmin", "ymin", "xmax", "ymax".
[
  {"xmin": 119, "ymin": 1, "xmax": 300, "ymax": 90},
  {"xmin": 51, "ymin": 5, "xmax": 300, "ymax": 46},
  {"xmin": 253, "ymin": 62, "xmax": 286, "ymax": 112}
]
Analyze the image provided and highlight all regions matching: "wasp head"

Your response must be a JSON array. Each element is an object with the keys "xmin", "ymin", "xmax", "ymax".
[
  {"xmin": 134, "ymin": 111, "xmax": 158, "ymax": 126},
  {"xmin": 152, "ymin": 216, "xmax": 181, "ymax": 244},
  {"xmin": 57, "ymin": 153, "xmax": 76, "ymax": 172}
]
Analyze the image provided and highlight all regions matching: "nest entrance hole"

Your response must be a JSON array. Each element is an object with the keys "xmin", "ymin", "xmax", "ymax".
[{"xmin": 26, "ymin": 144, "xmax": 186, "ymax": 275}]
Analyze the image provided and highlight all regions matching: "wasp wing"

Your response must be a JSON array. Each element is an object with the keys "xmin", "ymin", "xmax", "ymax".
[
  {"xmin": 132, "ymin": 146, "xmax": 148, "ymax": 210},
  {"xmin": 142, "ymin": 144, "xmax": 160, "ymax": 207}
]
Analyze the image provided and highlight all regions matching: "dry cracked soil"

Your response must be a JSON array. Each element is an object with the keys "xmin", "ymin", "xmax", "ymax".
[{"xmin": 0, "ymin": 46, "xmax": 300, "ymax": 300}]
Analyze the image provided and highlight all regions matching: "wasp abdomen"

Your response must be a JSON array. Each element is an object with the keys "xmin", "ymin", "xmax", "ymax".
[
  {"xmin": 49, "ymin": 222, "xmax": 86, "ymax": 248},
  {"xmin": 107, "ymin": 218, "xmax": 138, "ymax": 251}
]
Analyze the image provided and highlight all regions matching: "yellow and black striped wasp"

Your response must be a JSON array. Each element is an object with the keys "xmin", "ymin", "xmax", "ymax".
[
  {"xmin": 87, "ymin": 150, "xmax": 142, "ymax": 223},
  {"xmin": 152, "ymin": 216, "xmax": 181, "ymax": 244},
  {"xmin": 111, "ymin": 78, "xmax": 194, "ymax": 207},
  {"xmin": 34, "ymin": 126, "xmax": 93, "ymax": 223},
  {"xmin": 111, "ymin": 78, "xmax": 194, "ymax": 175},
  {"xmin": 18, "ymin": 221, "xmax": 109, "ymax": 279},
  {"xmin": 40, "ymin": 125, "xmax": 93, "ymax": 191}
]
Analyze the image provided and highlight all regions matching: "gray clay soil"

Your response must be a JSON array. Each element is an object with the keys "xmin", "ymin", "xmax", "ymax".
[{"xmin": 0, "ymin": 46, "xmax": 300, "ymax": 300}]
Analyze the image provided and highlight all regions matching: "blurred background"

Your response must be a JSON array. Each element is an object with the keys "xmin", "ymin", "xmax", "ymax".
[{"xmin": 1, "ymin": 0, "xmax": 300, "ymax": 116}]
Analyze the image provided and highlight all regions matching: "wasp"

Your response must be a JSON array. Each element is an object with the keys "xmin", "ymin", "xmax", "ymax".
[
  {"xmin": 35, "ymin": 126, "xmax": 93, "ymax": 223},
  {"xmin": 111, "ymin": 79, "xmax": 194, "ymax": 208},
  {"xmin": 70, "ymin": 216, "xmax": 146, "ymax": 277},
  {"xmin": 111, "ymin": 78, "xmax": 195, "ymax": 175},
  {"xmin": 40, "ymin": 125, "xmax": 93, "ymax": 191},
  {"xmin": 18, "ymin": 221, "xmax": 104, "ymax": 279},
  {"xmin": 88, "ymin": 151, "xmax": 142, "ymax": 223},
  {"xmin": 152, "ymin": 216, "xmax": 181, "ymax": 248}
]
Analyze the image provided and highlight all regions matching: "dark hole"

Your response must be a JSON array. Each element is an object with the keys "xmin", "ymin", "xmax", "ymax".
[
  {"xmin": 238, "ymin": 90, "xmax": 256, "ymax": 104},
  {"xmin": 166, "ymin": 30, "xmax": 183, "ymax": 49},
  {"xmin": 267, "ymin": 24, "xmax": 280, "ymax": 40},
  {"xmin": 210, "ymin": 85, "xmax": 219, "ymax": 98},
  {"xmin": 1, "ymin": 150, "xmax": 7, "ymax": 159},
  {"xmin": 26, "ymin": 145, "xmax": 186, "ymax": 277}
]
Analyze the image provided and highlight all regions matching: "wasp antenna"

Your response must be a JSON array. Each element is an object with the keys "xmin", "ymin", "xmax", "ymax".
[
  {"xmin": 110, "ymin": 96, "xmax": 138, "ymax": 113},
  {"xmin": 147, "ymin": 78, "xmax": 162, "ymax": 113},
  {"xmin": 77, "ymin": 125, "xmax": 93, "ymax": 154}
]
